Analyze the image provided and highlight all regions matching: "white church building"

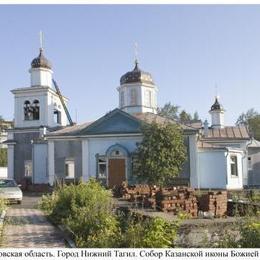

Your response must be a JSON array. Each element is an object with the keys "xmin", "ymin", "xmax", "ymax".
[{"xmin": 5, "ymin": 47, "xmax": 260, "ymax": 190}]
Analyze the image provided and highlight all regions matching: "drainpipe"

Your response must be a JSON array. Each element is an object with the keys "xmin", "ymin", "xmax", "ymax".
[
  {"xmin": 225, "ymin": 147, "xmax": 229, "ymax": 187},
  {"xmin": 196, "ymin": 133, "xmax": 200, "ymax": 190},
  {"xmin": 242, "ymin": 138, "xmax": 253, "ymax": 188}
]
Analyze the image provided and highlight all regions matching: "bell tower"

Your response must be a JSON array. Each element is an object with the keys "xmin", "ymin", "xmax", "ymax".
[
  {"xmin": 12, "ymin": 47, "xmax": 68, "ymax": 128},
  {"xmin": 7, "ymin": 36, "xmax": 69, "ymax": 184}
]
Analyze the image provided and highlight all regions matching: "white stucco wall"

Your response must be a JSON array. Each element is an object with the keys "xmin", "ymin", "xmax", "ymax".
[
  {"xmin": 7, "ymin": 144, "xmax": 14, "ymax": 179},
  {"xmin": 33, "ymin": 143, "xmax": 48, "ymax": 184},
  {"xmin": 240, "ymin": 142, "xmax": 248, "ymax": 187},
  {"xmin": 13, "ymin": 89, "xmax": 48, "ymax": 128},
  {"xmin": 12, "ymin": 87, "xmax": 68, "ymax": 128},
  {"xmin": 84, "ymin": 136, "xmax": 142, "ymax": 180},
  {"xmin": 210, "ymin": 110, "xmax": 225, "ymax": 128},
  {"xmin": 0, "ymin": 167, "xmax": 7, "ymax": 178},
  {"xmin": 226, "ymin": 152, "xmax": 243, "ymax": 190},
  {"xmin": 198, "ymin": 150, "xmax": 227, "ymax": 189},
  {"xmin": 118, "ymin": 82, "xmax": 157, "ymax": 114},
  {"xmin": 47, "ymin": 91, "xmax": 68, "ymax": 127},
  {"xmin": 30, "ymin": 67, "xmax": 53, "ymax": 88},
  {"xmin": 197, "ymin": 148, "xmax": 244, "ymax": 190},
  {"xmin": 48, "ymin": 140, "xmax": 55, "ymax": 185}
]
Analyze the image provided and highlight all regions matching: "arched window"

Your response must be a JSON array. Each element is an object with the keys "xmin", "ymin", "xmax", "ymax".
[
  {"xmin": 130, "ymin": 88, "xmax": 137, "ymax": 105},
  {"xmin": 54, "ymin": 109, "xmax": 61, "ymax": 124},
  {"xmin": 144, "ymin": 90, "xmax": 152, "ymax": 107},
  {"xmin": 32, "ymin": 100, "xmax": 40, "ymax": 120},
  {"xmin": 24, "ymin": 101, "xmax": 32, "ymax": 120},
  {"xmin": 120, "ymin": 91, "xmax": 125, "ymax": 107},
  {"xmin": 24, "ymin": 100, "xmax": 40, "ymax": 121}
]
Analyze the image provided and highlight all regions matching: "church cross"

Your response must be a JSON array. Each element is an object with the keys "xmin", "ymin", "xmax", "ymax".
[
  {"xmin": 134, "ymin": 42, "xmax": 138, "ymax": 64},
  {"xmin": 40, "ymin": 31, "xmax": 44, "ymax": 50}
]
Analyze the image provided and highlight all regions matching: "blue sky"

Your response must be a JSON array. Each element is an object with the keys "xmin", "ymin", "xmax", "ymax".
[{"xmin": 1, "ymin": 5, "xmax": 260, "ymax": 125}]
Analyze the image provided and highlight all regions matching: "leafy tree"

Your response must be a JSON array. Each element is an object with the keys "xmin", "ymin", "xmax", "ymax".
[
  {"xmin": 0, "ymin": 149, "xmax": 7, "ymax": 167},
  {"xmin": 236, "ymin": 108, "xmax": 258, "ymax": 125},
  {"xmin": 133, "ymin": 122, "xmax": 187, "ymax": 186},
  {"xmin": 157, "ymin": 102, "xmax": 179, "ymax": 121},
  {"xmin": 157, "ymin": 102, "xmax": 200, "ymax": 123},
  {"xmin": 179, "ymin": 110, "xmax": 192, "ymax": 123},
  {"xmin": 236, "ymin": 108, "xmax": 260, "ymax": 140}
]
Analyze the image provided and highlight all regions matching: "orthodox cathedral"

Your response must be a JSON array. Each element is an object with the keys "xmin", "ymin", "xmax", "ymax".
[{"xmin": 4, "ymin": 46, "xmax": 260, "ymax": 190}]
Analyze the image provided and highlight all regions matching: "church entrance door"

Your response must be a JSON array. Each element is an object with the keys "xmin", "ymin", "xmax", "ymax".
[{"xmin": 108, "ymin": 159, "xmax": 126, "ymax": 188}]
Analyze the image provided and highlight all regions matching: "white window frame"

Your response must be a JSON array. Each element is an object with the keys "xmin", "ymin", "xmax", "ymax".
[
  {"xmin": 120, "ymin": 91, "xmax": 125, "ymax": 107},
  {"xmin": 24, "ymin": 160, "xmax": 32, "ymax": 177},
  {"xmin": 65, "ymin": 159, "xmax": 75, "ymax": 179},
  {"xmin": 230, "ymin": 155, "xmax": 238, "ymax": 177},
  {"xmin": 130, "ymin": 88, "xmax": 137, "ymax": 105},
  {"xmin": 144, "ymin": 90, "xmax": 152, "ymax": 107},
  {"xmin": 98, "ymin": 157, "xmax": 107, "ymax": 179}
]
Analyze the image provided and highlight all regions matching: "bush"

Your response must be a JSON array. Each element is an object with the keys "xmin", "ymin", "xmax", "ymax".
[
  {"xmin": 0, "ymin": 149, "xmax": 7, "ymax": 167},
  {"xmin": 40, "ymin": 180, "xmax": 182, "ymax": 248},
  {"xmin": 40, "ymin": 179, "xmax": 120, "ymax": 247},
  {"xmin": 0, "ymin": 197, "xmax": 7, "ymax": 213},
  {"xmin": 216, "ymin": 217, "xmax": 260, "ymax": 248},
  {"xmin": 119, "ymin": 213, "xmax": 180, "ymax": 248},
  {"xmin": 239, "ymin": 218, "xmax": 260, "ymax": 247}
]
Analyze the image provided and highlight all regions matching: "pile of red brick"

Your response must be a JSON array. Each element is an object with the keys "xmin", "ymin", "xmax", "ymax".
[
  {"xmin": 118, "ymin": 184, "xmax": 157, "ymax": 206},
  {"xmin": 197, "ymin": 191, "xmax": 227, "ymax": 217},
  {"xmin": 156, "ymin": 187, "xmax": 198, "ymax": 217},
  {"xmin": 117, "ymin": 184, "xmax": 228, "ymax": 218}
]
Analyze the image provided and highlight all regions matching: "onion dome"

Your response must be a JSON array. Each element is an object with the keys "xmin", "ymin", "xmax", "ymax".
[
  {"xmin": 31, "ymin": 48, "xmax": 52, "ymax": 70},
  {"xmin": 120, "ymin": 60, "xmax": 154, "ymax": 85},
  {"xmin": 210, "ymin": 97, "xmax": 224, "ymax": 111}
]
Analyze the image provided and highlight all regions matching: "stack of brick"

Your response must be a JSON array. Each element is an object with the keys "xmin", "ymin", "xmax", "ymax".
[
  {"xmin": 118, "ymin": 184, "xmax": 157, "ymax": 207},
  {"xmin": 197, "ymin": 191, "xmax": 227, "ymax": 217},
  {"xmin": 156, "ymin": 187, "xmax": 198, "ymax": 217}
]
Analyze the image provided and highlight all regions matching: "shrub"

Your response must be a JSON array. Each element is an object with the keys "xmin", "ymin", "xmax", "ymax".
[
  {"xmin": 216, "ymin": 217, "xmax": 260, "ymax": 248},
  {"xmin": 239, "ymin": 218, "xmax": 260, "ymax": 248},
  {"xmin": 0, "ymin": 197, "xmax": 7, "ymax": 213},
  {"xmin": 40, "ymin": 180, "xmax": 182, "ymax": 248},
  {"xmin": 40, "ymin": 179, "xmax": 120, "ymax": 247},
  {"xmin": 0, "ymin": 149, "xmax": 7, "ymax": 167},
  {"xmin": 119, "ymin": 214, "xmax": 180, "ymax": 248}
]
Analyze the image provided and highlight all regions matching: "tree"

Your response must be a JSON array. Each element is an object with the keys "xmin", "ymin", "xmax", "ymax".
[
  {"xmin": 157, "ymin": 102, "xmax": 179, "ymax": 121},
  {"xmin": 236, "ymin": 108, "xmax": 260, "ymax": 140},
  {"xmin": 157, "ymin": 102, "xmax": 200, "ymax": 123},
  {"xmin": 236, "ymin": 108, "xmax": 259, "ymax": 125},
  {"xmin": 0, "ymin": 149, "xmax": 7, "ymax": 167},
  {"xmin": 179, "ymin": 110, "xmax": 192, "ymax": 123},
  {"xmin": 133, "ymin": 121, "xmax": 187, "ymax": 186}
]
